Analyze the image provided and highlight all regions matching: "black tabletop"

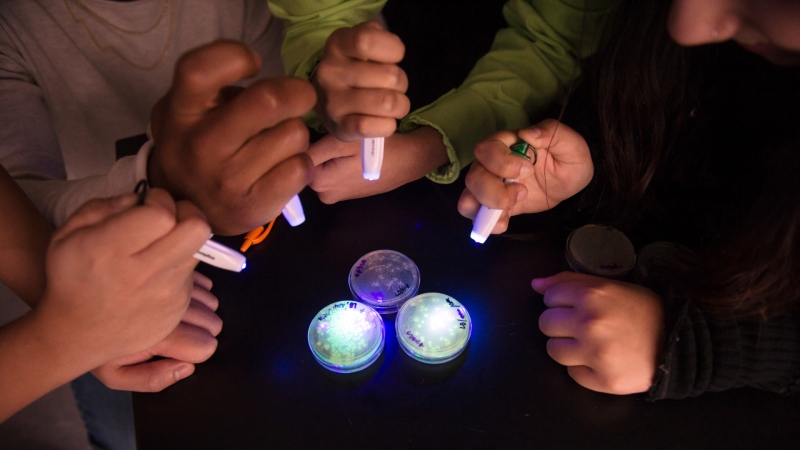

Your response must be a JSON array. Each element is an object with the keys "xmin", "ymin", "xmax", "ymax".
[{"xmin": 134, "ymin": 177, "xmax": 800, "ymax": 449}]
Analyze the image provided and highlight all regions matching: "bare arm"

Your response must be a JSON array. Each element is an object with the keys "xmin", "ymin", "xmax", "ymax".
[{"xmin": 0, "ymin": 166, "xmax": 51, "ymax": 306}]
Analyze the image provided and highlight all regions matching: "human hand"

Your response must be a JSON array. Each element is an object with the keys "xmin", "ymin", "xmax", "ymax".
[
  {"xmin": 307, "ymin": 125, "xmax": 448, "ymax": 203},
  {"xmin": 92, "ymin": 272, "xmax": 222, "ymax": 392},
  {"xmin": 36, "ymin": 189, "xmax": 210, "ymax": 372},
  {"xmin": 458, "ymin": 119, "xmax": 594, "ymax": 235},
  {"xmin": 149, "ymin": 40, "xmax": 316, "ymax": 235},
  {"xmin": 533, "ymin": 272, "xmax": 665, "ymax": 395},
  {"xmin": 313, "ymin": 21, "xmax": 410, "ymax": 141}
]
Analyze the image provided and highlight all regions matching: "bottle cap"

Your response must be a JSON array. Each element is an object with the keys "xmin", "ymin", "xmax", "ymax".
[
  {"xmin": 395, "ymin": 293, "xmax": 472, "ymax": 364},
  {"xmin": 307, "ymin": 301, "xmax": 385, "ymax": 373},
  {"xmin": 348, "ymin": 250, "xmax": 420, "ymax": 314},
  {"xmin": 565, "ymin": 225, "xmax": 636, "ymax": 278}
]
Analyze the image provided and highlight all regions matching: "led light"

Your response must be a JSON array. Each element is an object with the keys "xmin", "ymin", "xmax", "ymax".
[
  {"xmin": 307, "ymin": 301, "xmax": 385, "ymax": 373},
  {"xmin": 348, "ymin": 250, "xmax": 420, "ymax": 314},
  {"xmin": 395, "ymin": 293, "xmax": 472, "ymax": 364}
]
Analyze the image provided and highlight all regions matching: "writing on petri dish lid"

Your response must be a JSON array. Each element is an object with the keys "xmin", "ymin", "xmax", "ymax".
[
  {"xmin": 565, "ymin": 224, "xmax": 636, "ymax": 278},
  {"xmin": 348, "ymin": 250, "xmax": 421, "ymax": 314},
  {"xmin": 307, "ymin": 301, "xmax": 385, "ymax": 374},
  {"xmin": 395, "ymin": 293, "xmax": 472, "ymax": 364}
]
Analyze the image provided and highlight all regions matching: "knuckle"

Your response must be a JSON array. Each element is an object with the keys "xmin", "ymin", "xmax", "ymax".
[
  {"xmin": 353, "ymin": 31, "xmax": 374, "ymax": 57},
  {"xmin": 380, "ymin": 91, "xmax": 398, "ymax": 114},
  {"xmin": 251, "ymin": 84, "xmax": 280, "ymax": 112}
]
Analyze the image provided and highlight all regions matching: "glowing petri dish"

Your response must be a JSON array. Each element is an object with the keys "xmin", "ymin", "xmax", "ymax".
[
  {"xmin": 565, "ymin": 224, "xmax": 636, "ymax": 278},
  {"xmin": 307, "ymin": 301, "xmax": 385, "ymax": 374},
  {"xmin": 395, "ymin": 293, "xmax": 472, "ymax": 364},
  {"xmin": 348, "ymin": 250, "xmax": 421, "ymax": 314}
]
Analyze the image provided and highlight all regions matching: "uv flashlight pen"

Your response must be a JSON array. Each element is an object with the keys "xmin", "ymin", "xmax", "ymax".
[
  {"xmin": 134, "ymin": 180, "xmax": 247, "ymax": 272},
  {"xmin": 361, "ymin": 137, "xmax": 385, "ymax": 181},
  {"xmin": 470, "ymin": 140, "xmax": 536, "ymax": 244}
]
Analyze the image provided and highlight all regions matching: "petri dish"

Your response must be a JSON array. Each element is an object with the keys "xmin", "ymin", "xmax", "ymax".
[
  {"xmin": 307, "ymin": 301, "xmax": 385, "ymax": 374},
  {"xmin": 348, "ymin": 250, "xmax": 421, "ymax": 314},
  {"xmin": 565, "ymin": 225, "xmax": 636, "ymax": 278},
  {"xmin": 395, "ymin": 293, "xmax": 472, "ymax": 364},
  {"xmin": 633, "ymin": 241, "xmax": 695, "ymax": 283}
]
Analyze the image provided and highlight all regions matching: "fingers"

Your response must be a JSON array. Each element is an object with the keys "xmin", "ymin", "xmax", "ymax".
[
  {"xmin": 202, "ymin": 77, "xmax": 316, "ymax": 153},
  {"xmin": 531, "ymin": 271, "xmax": 587, "ymax": 295},
  {"xmin": 93, "ymin": 359, "xmax": 195, "ymax": 392},
  {"xmin": 539, "ymin": 307, "xmax": 577, "ymax": 337},
  {"xmin": 546, "ymin": 338, "xmax": 586, "ymax": 367},
  {"xmin": 168, "ymin": 40, "xmax": 262, "ymax": 118},
  {"xmin": 320, "ymin": 59, "xmax": 408, "ymax": 92},
  {"xmin": 518, "ymin": 120, "xmax": 590, "ymax": 165},
  {"xmin": 474, "ymin": 135, "xmax": 535, "ymax": 181},
  {"xmin": 306, "ymin": 134, "xmax": 360, "ymax": 167},
  {"xmin": 464, "ymin": 160, "xmax": 527, "ymax": 211},
  {"xmin": 456, "ymin": 187, "xmax": 511, "ymax": 233},
  {"xmin": 191, "ymin": 282, "xmax": 218, "ymax": 312},
  {"xmin": 327, "ymin": 22, "xmax": 405, "ymax": 63},
  {"xmin": 223, "ymin": 118, "xmax": 310, "ymax": 190},
  {"xmin": 192, "ymin": 271, "xmax": 213, "ymax": 291},
  {"xmin": 150, "ymin": 322, "xmax": 218, "ymax": 363},
  {"xmin": 180, "ymin": 299, "xmax": 223, "ymax": 336},
  {"xmin": 52, "ymin": 194, "xmax": 138, "ymax": 242},
  {"xmin": 136, "ymin": 199, "xmax": 210, "ymax": 268},
  {"xmin": 326, "ymin": 87, "xmax": 410, "ymax": 122},
  {"xmin": 245, "ymin": 153, "xmax": 314, "ymax": 222}
]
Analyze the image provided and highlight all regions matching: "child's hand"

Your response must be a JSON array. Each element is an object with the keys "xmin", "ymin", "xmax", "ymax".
[
  {"xmin": 313, "ymin": 21, "xmax": 410, "ymax": 142},
  {"xmin": 92, "ymin": 272, "xmax": 221, "ymax": 392},
  {"xmin": 533, "ymin": 272, "xmax": 665, "ymax": 395},
  {"xmin": 306, "ymin": 126, "xmax": 448, "ymax": 203},
  {"xmin": 149, "ymin": 40, "xmax": 316, "ymax": 235},
  {"xmin": 458, "ymin": 119, "xmax": 594, "ymax": 235},
  {"xmin": 35, "ymin": 189, "xmax": 210, "ymax": 371}
]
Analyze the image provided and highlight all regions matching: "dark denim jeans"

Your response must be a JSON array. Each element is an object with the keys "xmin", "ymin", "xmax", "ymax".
[{"xmin": 70, "ymin": 372, "xmax": 136, "ymax": 450}]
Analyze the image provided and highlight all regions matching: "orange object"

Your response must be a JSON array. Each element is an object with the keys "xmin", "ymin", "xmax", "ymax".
[{"xmin": 240, "ymin": 218, "xmax": 276, "ymax": 252}]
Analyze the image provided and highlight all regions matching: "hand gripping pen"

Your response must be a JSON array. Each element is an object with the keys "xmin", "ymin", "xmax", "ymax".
[
  {"xmin": 470, "ymin": 140, "xmax": 536, "ymax": 244},
  {"xmin": 361, "ymin": 137, "xmax": 385, "ymax": 181}
]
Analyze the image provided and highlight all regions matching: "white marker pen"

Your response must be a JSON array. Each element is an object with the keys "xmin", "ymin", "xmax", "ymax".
[
  {"xmin": 281, "ymin": 194, "xmax": 305, "ymax": 226},
  {"xmin": 361, "ymin": 137, "xmax": 384, "ymax": 181},
  {"xmin": 470, "ymin": 140, "xmax": 536, "ymax": 244},
  {"xmin": 195, "ymin": 239, "xmax": 247, "ymax": 272}
]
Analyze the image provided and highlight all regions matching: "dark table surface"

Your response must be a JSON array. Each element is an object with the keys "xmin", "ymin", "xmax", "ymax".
[{"xmin": 134, "ymin": 176, "xmax": 800, "ymax": 449}]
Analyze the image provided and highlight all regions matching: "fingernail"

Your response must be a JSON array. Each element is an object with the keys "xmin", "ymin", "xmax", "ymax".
[
  {"xmin": 528, "ymin": 127, "xmax": 542, "ymax": 138},
  {"xmin": 111, "ymin": 194, "xmax": 135, "ymax": 209},
  {"xmin": 174, "ymin": 364, "xmax": 193, "ymax": 381}
]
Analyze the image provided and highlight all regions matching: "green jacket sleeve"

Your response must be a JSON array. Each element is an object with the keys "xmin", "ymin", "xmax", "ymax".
[
  {"xmin": 397, "ymin": 0, "xmax": 613, "ymax": 184},
  {"xmin": 268, "ymin": 0, "xmax": 387, "ymax": 131}
]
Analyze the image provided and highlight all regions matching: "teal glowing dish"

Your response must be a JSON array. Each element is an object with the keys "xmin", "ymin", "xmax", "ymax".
[
  {"xmin": 395, "ymin": 293, "xmax": 472, "ymax": 364},
  {"xmin": 307, "ymin": 301, "xmax": 385, "ymax": 373},
  {"xmin": 348, "ymin": 250, "xmax": 421, "ymax": 314}
]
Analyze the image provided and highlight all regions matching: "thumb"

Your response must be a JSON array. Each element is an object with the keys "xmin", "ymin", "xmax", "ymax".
[{"xmin": 113, "ymin": 359, "xmax": 195, "ymax": 392}]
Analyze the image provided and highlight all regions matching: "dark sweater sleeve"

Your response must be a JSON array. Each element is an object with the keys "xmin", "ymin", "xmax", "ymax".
[{"xmin": 647, "ymin": 294, "xmax": 800, "ymax": 400}]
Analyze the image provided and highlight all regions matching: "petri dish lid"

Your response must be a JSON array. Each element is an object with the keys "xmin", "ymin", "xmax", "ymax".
[
  {"xmin": 348, "ymin": 250, "xmax": 421, "ymax": 314},
  {"xmin": 633, "ymin": 241, "xmax": 695, "ymax": 283},
  {"xmin": 565, "ymin": 225, "xmax": 636, "ymax": 278},
  {"xmin": 395, "ymin": 293, "xmax": 472, "ymax": 364},
  {"xmin": 307, "ymin": 301, "xmax": 385, "ymax": 374}
]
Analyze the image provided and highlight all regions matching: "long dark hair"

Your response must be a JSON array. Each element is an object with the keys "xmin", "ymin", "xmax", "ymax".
[{"xmin": 565, "ymin": 0, "xmax": 800, "ymax": 318}]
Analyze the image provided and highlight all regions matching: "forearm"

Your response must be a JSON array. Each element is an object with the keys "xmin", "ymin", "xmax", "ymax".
[
  {"xmin": 0, "ymin": 310, "xmax": 94, "ymax": 423},
  {"xmin": 17, "ymin": 146, "xmax": 149, "ymax": 228},
  {"xmin": 399, "ymin": 0, "xmax": 613, "ymax": 184},
  {"xmin": 648, "ymin": 296, "xmax": 800, "ymax": 400},
  {"xmin": 0, "ymin": 167, "xmax": 51, "ymax": 306}
]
